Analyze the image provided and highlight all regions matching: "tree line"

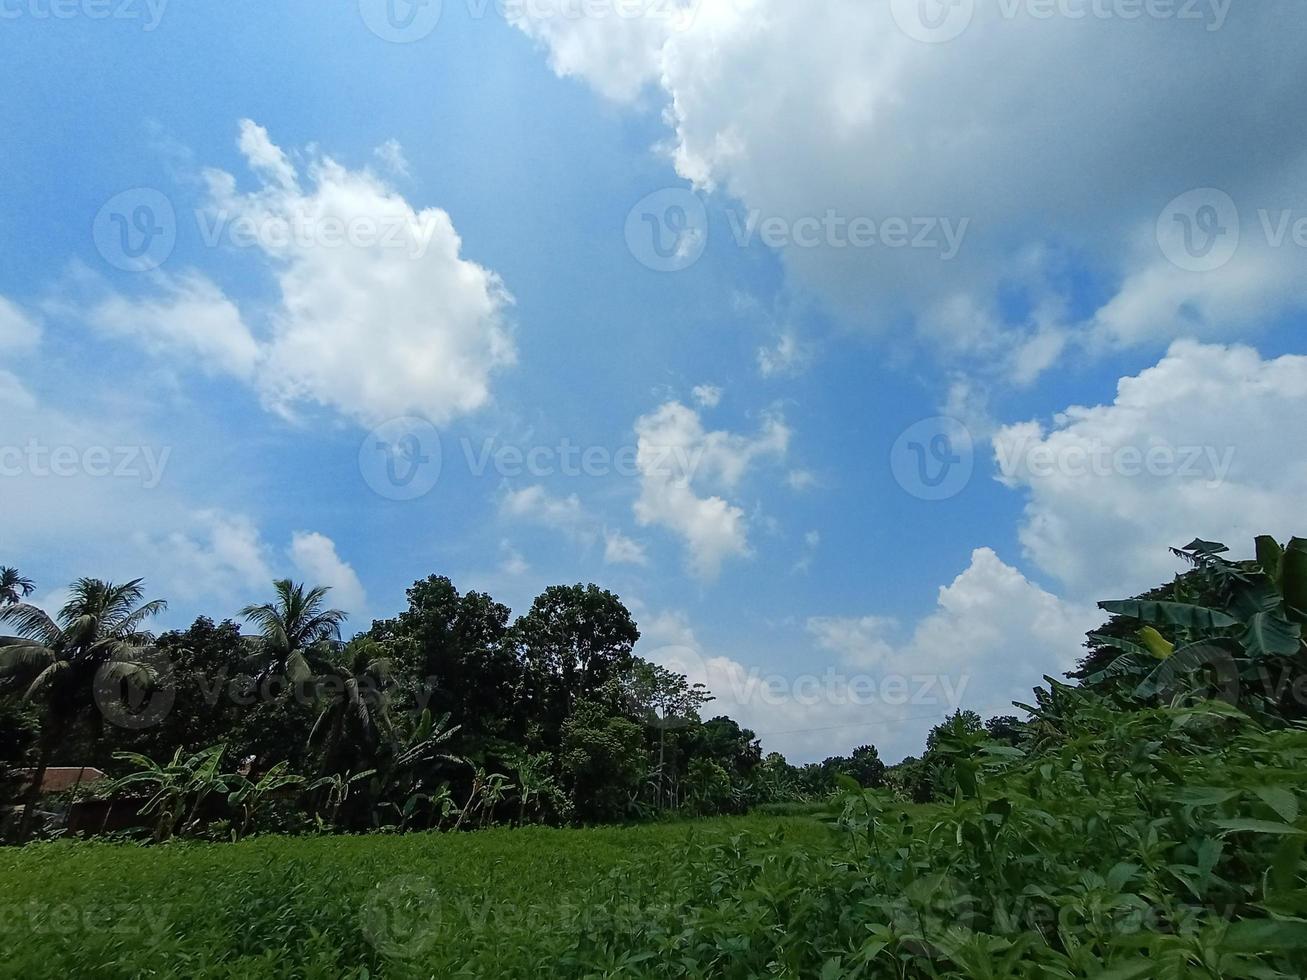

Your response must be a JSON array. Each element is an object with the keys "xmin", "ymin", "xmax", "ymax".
[{"xmin": 0, "ymin": 571, "xmax": 888, "ymax": 841}]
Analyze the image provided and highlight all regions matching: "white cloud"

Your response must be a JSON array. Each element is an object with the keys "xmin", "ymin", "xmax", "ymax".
[
  {"xmin": 69, "ymin": 123, "xmax": 515, "ymax": 428},
  {"xmin": 785, "ymin": 468, "xmax": 817, "ymax": 492},
  {"xmin": 603, "ymin": 527, "xmax": 648, "ymax": 566},
  {"xmin": 637, "ymin": 549, "xmax": 1093, "ymax": 762},
  {"xmin": 85, "ymin": 272, "xmax": 261, "ymax": 380},
  {"xmin": 510, "ymin": 3, "xmax": 1307, "ymax": 375},
  {"xmin": 289, "ymin": 530, "xmax": 368, "ymax": 620},
  {"xmin": 237, "ymin": 117, "xmax": 299, "ymax": 191},
  {"xmin": 499, "ymin": 540, "xmax": 530, "ymax": 576},
  {"xmin": 756, "ymin": 332, "xmax": 808, "ymax": 378},
  {"xmin": 501, "ymin": 485, "xmax": 591, "ymax": 539},
  {"xmin": 0, "ymin": 296, "xmax": 41, "ymax": 353},
  {"xmin": 202, "ymin": 120, "xmax": 515, "ymax": 426},
  {"xmin": 633, "ymin": 400, "xmax": 788, "ymax": 579},
  {"xmin": 145, "ymin": 511, "xmax": 275, "ymax": 606},
  {"xmin": 501, "ymin": 484, "xmax": 648, "ymax": 565},
  {"xmin": 995, "ymin": 340, "xmax": 1307, "ymax": 600},
  {"xmin": 691, "ymin": 383, "xmax": 722, "ymax": 408},
  {"xmin": 792, "ymin": 529, "xmax": 819, "ymax": 574},
  {"xmin": 0, "ymin": 296, "xmax": 40, "ymax": 411},
  {"xmin": 374, "ymin": 138, "xmax": 411, "ymax": 178}
]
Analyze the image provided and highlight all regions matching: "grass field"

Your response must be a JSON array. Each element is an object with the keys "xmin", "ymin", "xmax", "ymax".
[
  {"xmin": 8, "ymin": 702, "xmax": 1307, "ymax": 979},
  {"xmin": 0, "ymin": 815, "xmax": 841, "ymax": 979}
]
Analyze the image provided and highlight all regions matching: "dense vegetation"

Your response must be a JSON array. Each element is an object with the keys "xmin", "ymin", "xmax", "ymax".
[
  {"xmin": 3, "ymin": 534, "xmax": 1307, "ymax": 977},
  {"xmin": 0, "ymin": 572, "xmax": 888, "ymax": 842}
]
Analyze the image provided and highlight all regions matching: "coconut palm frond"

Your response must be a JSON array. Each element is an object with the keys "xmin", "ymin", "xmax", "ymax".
[{"xmin": 0, "ymin": 602, "xmax": 61, "ymax": 645}]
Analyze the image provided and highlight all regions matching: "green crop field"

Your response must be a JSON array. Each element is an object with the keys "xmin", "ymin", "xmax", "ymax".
[
  {"xmin": 7, "ymin": 697, "xmax": 1307, "ymax": 979},
  {"xmin": 0, "ymin": 815, "xmax": 840, "ymax": 979}
]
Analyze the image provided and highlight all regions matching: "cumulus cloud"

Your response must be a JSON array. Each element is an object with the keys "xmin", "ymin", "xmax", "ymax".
[
  {"xmin": 78, "ymin": 122, "xmax": 515, "ymax": 427},
  {"xmin": 633, "ymin": 400, "xmax": 788, "ymax": 579},
  {"xmin": 144, "ymin": 512, "xmax": 275, "ymax": 606},
  {"xmin": 205, "ymin": 121, "xmax": 515, "ymax": 425},
  {"xmin": 994, "ymin": 340, "xmax": 1307, "ymax": 600},
  {"xmin": 501, "ymin": 484, "xmax": 648, "ymax": 565},
  {"xmin": 510, "ymin": 2, "xmax": 1307, "ymax": 375},
  {"xmin": 289, "ymin": 531, "xmax": 368, "ymax": 620},
  {"xmin": 85, "ymin": 272, "xmax": 260, "ymax": 380},
  {"xmin": 638, "ymin": 549, "xmax": 1094, "ymax": 761}
]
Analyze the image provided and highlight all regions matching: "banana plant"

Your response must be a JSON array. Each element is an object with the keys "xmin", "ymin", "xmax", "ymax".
[
  {"xmin": 226, "ymin": 761, "xmax": 304, "ymax": 841},
  {"xmin": 108, "ymin": 744, "xmax": 236, "ymax": 841},
  {"xmin": 1092, "ymin": 536, "xmax": 1307, "ymax": 711},
  {"xmin": 307, "ymin": 768, "xmax": 376, "ymax": 828}
]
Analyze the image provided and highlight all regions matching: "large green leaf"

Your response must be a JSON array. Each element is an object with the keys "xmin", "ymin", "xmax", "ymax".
[
  {"xmin": 1181, "ymin": 539, "xmax": 1230, "ymax": 556},
  {"xmin": 1241, "ymin": 612, "xmax": 1302, "ymax": 658},
  {"xmin": 1256, "ymin": 535, "xmax": 1285, "ymax": 581},
  {"xmin": 1229, "ymin": 578, "xmax": 1285, "ymax": 621},
  {"xmin": 1281, "ymin": 538, "xmax": 1307, "ymax": 623},
  {"xmin": 1098, "ymin": 600, "xmax": 1239, "ymax": 630}
]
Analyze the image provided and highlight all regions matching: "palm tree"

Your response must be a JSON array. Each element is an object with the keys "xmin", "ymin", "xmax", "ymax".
[
  {"xmin": 0, "ymin": 578, "xmax": 166, "ymax": 837},
  {"xmin": 308, "ymin": 638, "xmax": 394, "ymax": 777},
  {"xmin": 0, "ymin": 567, "xmax": 35, "ymax": 606},
  {"xmin": 240, "ymin": 580, "xmax": 347, "ymax": 682}
]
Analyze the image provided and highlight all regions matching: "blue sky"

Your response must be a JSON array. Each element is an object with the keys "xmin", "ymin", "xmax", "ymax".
[{"xmin": 3, "ymin": 0, "xmax": 1306, "ymax": 761}]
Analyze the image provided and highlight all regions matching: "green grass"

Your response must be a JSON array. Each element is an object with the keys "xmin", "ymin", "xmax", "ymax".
[
  {"xmin": 8, "ymin": 700, "xmax": 1307, "ymax": 978},
  {"xmin": 0, "ymin": 815, "xmax": 839, "ymax": 979}
]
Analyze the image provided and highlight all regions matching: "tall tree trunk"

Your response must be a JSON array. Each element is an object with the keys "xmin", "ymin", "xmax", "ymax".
[
  {"xmin": 657, "ymin": 724, "xmax": 666, "ymax": 812},
  {"xmin": 17, "ymin": 725, "xmax": 57, "ymax": 841}
]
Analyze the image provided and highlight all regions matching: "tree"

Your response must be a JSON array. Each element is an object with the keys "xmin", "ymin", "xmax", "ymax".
[
  {"xmin": 0, "ymin": 578, "xmax": 166, "ymax": 837},
  {"xmin": 984, "ymin": 715, "xmax": 1022, "ymax": 746},
  {"xmin": 625, "ymin": 658, "xmax": 713, "ymax": 811},
  {"xmin": 560, "ymin": 699, "xmax": 646, "ymax": 822},
  {"xmin": 695, "ymin": 716, "xmax": 762, "ymax": 777},
  {"xmin": 369, "ymin": 576, "xmax": 517, "ymax": 742},
  {"xmin": 845, "ymin": 744, "xmax": 886, "ymax": 788},
  {"xmin": 0, "ymin": 567, "xmax": 34, "ymax": 606},
  {"xmin": 307, "ymin": 637, "xmax": 394, "ymax": 777},
  {"xmin": 240, "ymin": 580, "xmax": 347, "ymax": 682},
  {"xmin": 515, "ymin": 584, "xmax": 640, "ymax": 733}
]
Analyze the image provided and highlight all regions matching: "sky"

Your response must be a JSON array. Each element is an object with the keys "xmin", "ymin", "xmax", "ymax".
[{"xmin": 2, "ymin": 0, "xmax": 1306, "ymax": 762}]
